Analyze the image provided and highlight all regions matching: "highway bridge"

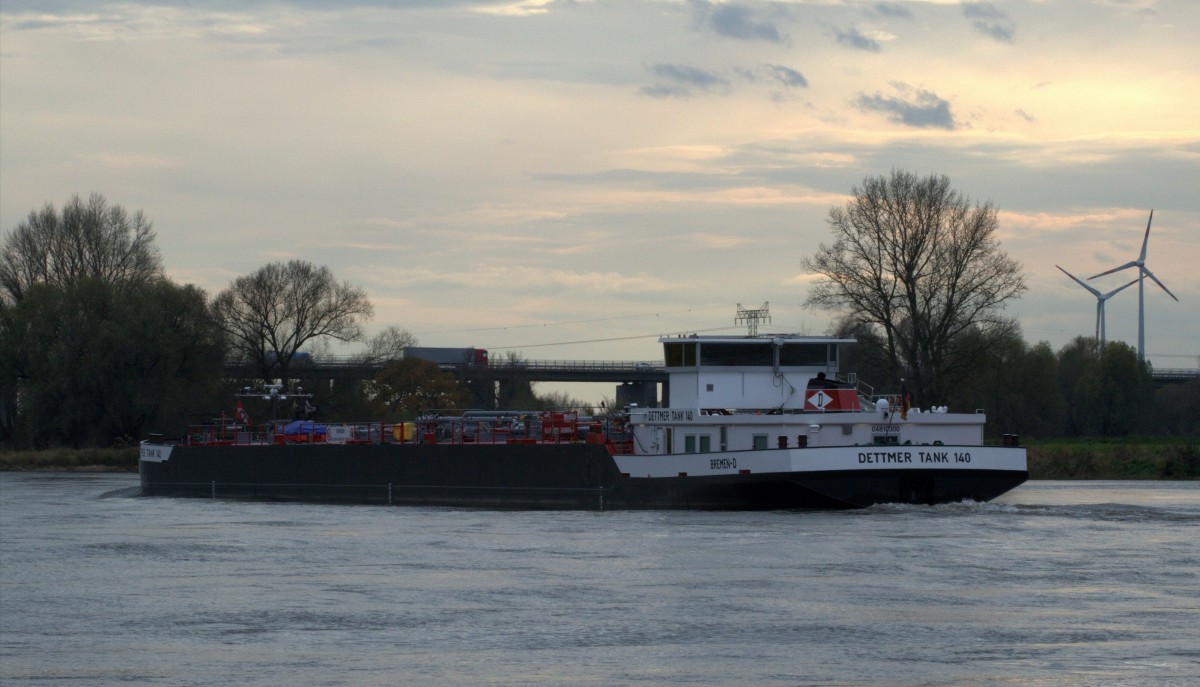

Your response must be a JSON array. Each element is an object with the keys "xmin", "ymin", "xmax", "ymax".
[
  {"xmin": 224, "ymin": 357, "xmax": 669, "ymax": 408},
  {"xmin": 1152, "ymin": 368, "xmax": 1200, "ymax": 383},
  {"xmin": 224, "ymin": 357, "xmax": 668, "ymax": 383}
]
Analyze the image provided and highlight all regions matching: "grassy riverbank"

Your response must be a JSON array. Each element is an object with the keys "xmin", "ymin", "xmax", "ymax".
[
  {"xmin": 0, "ymin": 447, "xmax": 139, "ymax": 472},
  {"xmin": 1025, "ymin": 439, "xmax": 1200, "ymax": 480},
  {"xmin": 1, "ymin": 441, "xmax": 1197, "ymax": 479}
]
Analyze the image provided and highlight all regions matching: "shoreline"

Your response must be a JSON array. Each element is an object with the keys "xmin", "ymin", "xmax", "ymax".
[
  {"xmin": 0, "ymin": 448, "xmax": 139, "ymax": 473},
  {"xmin": 2, "ymin": 442, "xmax": 1197, "ymax": 480}
]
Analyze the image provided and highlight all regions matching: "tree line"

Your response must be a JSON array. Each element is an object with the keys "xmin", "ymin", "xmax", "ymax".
[
  {"xmin": 803, "ymin": 170, "xmax": 1196, "ymax": 439},
  {"xmin": 0, "ymin": 195, "xmax": 593, "ymax": 448},
  {"xmin": 2, "ymin": 187, "xmax": 1195, "ymax": 449}
]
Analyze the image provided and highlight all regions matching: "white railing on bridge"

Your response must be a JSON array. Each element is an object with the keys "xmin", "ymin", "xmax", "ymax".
[
  {"xmin": 227, "ymin": 356, "xmax": 662, "ymax": 369},
  {"xmin": 1152, "ymin": 368, "xmax": 1200, "ymax": 380}
]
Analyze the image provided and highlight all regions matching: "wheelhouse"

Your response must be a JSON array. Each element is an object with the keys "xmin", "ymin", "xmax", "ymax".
[{"xmin": 660, "ymin": 334, "xmax": 855, "ymax": 411}]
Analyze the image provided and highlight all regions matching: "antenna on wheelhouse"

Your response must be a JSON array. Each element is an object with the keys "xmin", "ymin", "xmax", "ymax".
[{"xmin": 735, "ymin": 302, "xmax": 771, "ymax": 336}]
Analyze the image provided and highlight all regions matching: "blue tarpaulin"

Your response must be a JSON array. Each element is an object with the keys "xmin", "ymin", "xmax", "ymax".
[{"xmin": 282, "ymin": 420, "xmax": 326, "ymax": 436}]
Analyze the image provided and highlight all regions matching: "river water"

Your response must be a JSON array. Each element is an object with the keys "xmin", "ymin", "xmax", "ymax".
[{"xmin": 1, "ymin": 473, "xmax": 1197, "ymax": 687}]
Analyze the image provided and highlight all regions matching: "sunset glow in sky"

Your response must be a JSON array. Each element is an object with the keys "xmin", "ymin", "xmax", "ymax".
[{"xmin": 3, "ymin": 0, "xmax": 1197, "ymax": 400}]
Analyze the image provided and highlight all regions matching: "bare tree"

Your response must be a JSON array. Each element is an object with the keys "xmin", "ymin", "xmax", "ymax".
[
  {"xmin": 212, "ymin": 260, "xmax": 374, "ymax": 383},
  {"xmin": 1, "ymin": 193, "xmax": 162, "ymax": 304},
  {"xmin": 360, "ymin": 325, "xmax": 419, "ymax": 365},
  {"xmin": 802, "ymin": 170, "xmax": 1026, "ymax": 405}
]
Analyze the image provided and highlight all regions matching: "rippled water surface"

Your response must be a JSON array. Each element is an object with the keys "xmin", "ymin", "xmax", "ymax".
[{"xmin": 2, "ymin": 474, "xmax": 1198, "ymax": 686}]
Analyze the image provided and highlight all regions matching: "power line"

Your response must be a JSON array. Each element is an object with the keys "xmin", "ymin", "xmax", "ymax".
[
  {"xmin": 1023, "ymin": 326, "xmax": 1200, "ymax": 343},
  {"xmin": 1146, "ymin": 353, "xmax": 1200, "ymax": 359},
  {"xmin": 489, "ymin": 326, "xmax": 744, "ymax": 351},
  {"xmin": 411, "ymin": 305, "xmax": 730, "ymax": 337}
]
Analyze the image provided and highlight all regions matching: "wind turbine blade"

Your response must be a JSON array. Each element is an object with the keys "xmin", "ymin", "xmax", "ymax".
[
  {"xmin": 1088, "ymin": 261, "xmax": 1138, "ymax": 280},
  {"xmin": 1057, "ymin": 265, "xmax": 1102, "ymax": 297},
  {"xmin": 1139, "ymin": 209, "xmax": 1153, "ymax": 262},
  {"xmin": 1102, "ymin": 278, "xmax": 1140, "ymax": 300},
  {"xmin": 1056, "ymin": 265, "xmax": 1079, "ymax": 281},
  {"xmin": 1142, "ymin": 266, "xmax": 1179, "ymax": 301}
]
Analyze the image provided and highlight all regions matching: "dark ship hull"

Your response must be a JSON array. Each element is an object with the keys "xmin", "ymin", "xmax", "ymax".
[{"xmin": 139, "ymin": 442, "xmax": 1027, "ymax": 510}]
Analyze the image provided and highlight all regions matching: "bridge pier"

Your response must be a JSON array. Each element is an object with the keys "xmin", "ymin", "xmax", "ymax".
[{"xmin": 469, "ymin": 379, "xmax": 498, "ymax": 410}]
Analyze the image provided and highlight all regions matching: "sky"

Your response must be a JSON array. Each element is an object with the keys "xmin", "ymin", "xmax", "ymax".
[{"xmin": 2, "ymin": 0, "xmax": 1198, "ymax": 402}]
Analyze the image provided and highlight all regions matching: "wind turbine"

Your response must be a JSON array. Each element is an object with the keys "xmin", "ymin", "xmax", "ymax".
[
  {"xmin": 1088, "ymin": 210, "xmax": 1179, "ymax": 362},
  {"xmin": 1057, "ymin": 266, "xmax": 1137, "ymax": 347}
]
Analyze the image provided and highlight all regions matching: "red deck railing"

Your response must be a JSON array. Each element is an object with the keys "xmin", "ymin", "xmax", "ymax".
[{"xmin": 177, "ymin": 411, "xmax": 634, "ymax": 453}]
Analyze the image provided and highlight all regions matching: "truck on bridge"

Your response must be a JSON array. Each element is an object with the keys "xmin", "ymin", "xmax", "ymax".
[{"xmin": 406, "ymin": 347, "xmax": 489, "ymax": 366}]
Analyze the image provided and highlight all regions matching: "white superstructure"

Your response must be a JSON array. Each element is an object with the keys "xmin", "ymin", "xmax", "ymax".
[{"xmin": 631, "ymin": 334, "xmax": 989, "ymax": 457}]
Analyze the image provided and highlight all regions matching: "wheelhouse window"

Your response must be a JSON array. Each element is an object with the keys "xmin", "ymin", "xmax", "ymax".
[
  {"xmin": 778, "ymin": 343, "xmax": 832, "ymax": 366},
  {"xmin": 664, "ymin": 342, "xmax": 697, "ymax": 367},
  {"xmin": 700, "ymin": 343, "xmax": 773, "ymax": 366}
]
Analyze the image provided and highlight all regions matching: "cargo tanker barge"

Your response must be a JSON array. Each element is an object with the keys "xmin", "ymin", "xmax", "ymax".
[{"xmin": 139, "ymin": 334, "xmax": 1027, "ymax": 510}]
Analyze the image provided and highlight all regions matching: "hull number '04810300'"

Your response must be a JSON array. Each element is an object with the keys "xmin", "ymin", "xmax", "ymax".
[{"xmin": 710, "ymin": 458, "xmax": 737, "ymax": 470}]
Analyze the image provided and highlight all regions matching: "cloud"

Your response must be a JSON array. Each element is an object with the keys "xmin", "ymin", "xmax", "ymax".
[
  {"xmin": 963, "ymin": 2, "xmax": 1015, "ymax": 43},
  {"xmin": 709, "ymin": 3, "xmax": 783, "ymax": 43},
  {"xmin": 640, "ymin": 83, "xmax": 691, "ymax": 99},
  {"xmin": 472, "ymin": 0, "xmax": 557, "ymax": 17},
  {"xmin": 762, "ymin": 64, "xmax": 808, "ymax": 89},
  {"xmin": 973, "ymin": 21, "xmax": 1014, "ymax": 42},
  {"xmin": 873, "ymin": 3, "xmax": 913, "ymax": 19},
  {"xmin": 369, "ymin": 264, "xmax": 675, "ymax": 297},
  {"xmin": 692, "ymin": 0, "xmax": 785, "ymax": 43},
  {"xmin": 836, "ymin": 26, "xmax": 882, "ymax": 52},
  {"xmin": 714, "ymin": 63, "xmax": 809, "ymax": 105},
  {"xmin": 688, "ymin": 232, "xmax": 752, "ymax": 249},
  {"xmin": 641, "ymin": 63, "xmax": 730, "ymax": 98},
  {"xmin": 856, "ymin": 83, "xmax": 956, "ymax": 129},
  {"xmin": 962, "ymin": 2, "xmax": 1007, "ymax": 20},
  {"xmin": 77, "ymin": 152, "xmax": 180, "ymax": 170}
]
